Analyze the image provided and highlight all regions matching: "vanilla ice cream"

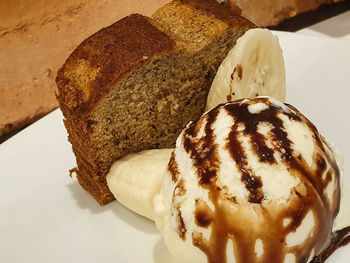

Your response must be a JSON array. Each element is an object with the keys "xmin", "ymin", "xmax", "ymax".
[{"xmin": 154, "ymin": 97, "xmax": 341, "ymax": 263}]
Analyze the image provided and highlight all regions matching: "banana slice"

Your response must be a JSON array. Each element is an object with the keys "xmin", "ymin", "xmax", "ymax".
[
  {"xmin": 205, "ymin": 28, "xmax": 286, "ymax": 111},
  {"xmin": 106, "ymin": 148, "xmax": 173, "ymax": 220}
]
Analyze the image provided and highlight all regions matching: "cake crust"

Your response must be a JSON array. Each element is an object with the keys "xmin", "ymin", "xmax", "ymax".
[{"xmin": 56, "ymin": 14, "xmax": 177, "ymax": 116}]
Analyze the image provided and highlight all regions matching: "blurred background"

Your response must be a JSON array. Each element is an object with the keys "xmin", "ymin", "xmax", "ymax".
[{"xmin": 0, "ymin": 0, "xmax": 349, "ymax": 143}]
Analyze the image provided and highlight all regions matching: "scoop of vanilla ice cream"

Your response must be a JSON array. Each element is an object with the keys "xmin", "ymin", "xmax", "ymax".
[{"xmin": 154, "ymin": 97, "xmax": 341, "ymax": 263}]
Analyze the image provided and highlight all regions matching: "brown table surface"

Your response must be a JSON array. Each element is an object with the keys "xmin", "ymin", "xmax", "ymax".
[{"xmin": 270, "ymin": 0, "xmax": 350, "ymax": 32}]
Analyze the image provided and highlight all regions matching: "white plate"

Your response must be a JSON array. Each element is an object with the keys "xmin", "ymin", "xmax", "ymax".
[{"xmin": 0, "ymin": 31, "xmax": 349, "ymax": 263}]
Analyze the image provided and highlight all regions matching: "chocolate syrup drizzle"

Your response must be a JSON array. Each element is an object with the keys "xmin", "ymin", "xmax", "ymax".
[
  {"xmin": 169, "ymin": 98, "xmax": 345, "ymax": 263},
  {"xmin": 310, "ymin": 226, "xmax": 350, "ymax": 262}
]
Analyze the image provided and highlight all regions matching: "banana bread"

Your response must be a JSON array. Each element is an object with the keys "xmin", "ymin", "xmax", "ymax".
[{"xmin": 56, "ymin": 0, "xmax": 255, "ymax": 205}]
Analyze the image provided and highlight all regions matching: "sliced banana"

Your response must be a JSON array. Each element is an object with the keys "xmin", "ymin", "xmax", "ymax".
[
  {"xmin": 206, "ymin": 28, "xmax": 286, "ymax": 111},
  {"xmin": 106, "ymin": 148, "xmax": 173, "ymax": 220}
]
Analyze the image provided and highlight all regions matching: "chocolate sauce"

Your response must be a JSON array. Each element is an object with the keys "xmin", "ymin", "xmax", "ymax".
[
  {"xmin": 310, "ymin": 226, "xmax": 350, "ymax": 262},
  {"xmin": 173, "ymin": 178, "xmax": 187, "ymax": 240},
  {"xmin": 227, "ymin": 65, "xmax": 243, "ymax": 102},
  {"xmin": 195, "ymin": 199, "xmax": 213, "ymax": 228},
  {"xmin": 176, "ymin": 98, "xmax": 342, "ymax": 263},
  {"xmin": 183, "ymin": 107, "xmax": 220, "ymax": 185},
  {"xmin": 230, "ymin": 64, "xmax": 243, "ymax": 80},
  {"xmin": 168, "ymin": 151, "xmax": 180, "ymax": 183},
  {"xmin": 176, "ymin": 209, "xmax": 187, "ymax": 241}
]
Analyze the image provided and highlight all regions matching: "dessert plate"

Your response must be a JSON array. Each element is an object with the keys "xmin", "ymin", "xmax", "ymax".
[{"xmin": 0, "ymin": 31, "xmax": 349, "ymax": 263}]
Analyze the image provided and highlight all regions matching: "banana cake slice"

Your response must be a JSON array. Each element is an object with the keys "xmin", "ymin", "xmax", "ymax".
[{"xmin": 56, "ymin": 0, "xmax": 255, "ymax": 205}]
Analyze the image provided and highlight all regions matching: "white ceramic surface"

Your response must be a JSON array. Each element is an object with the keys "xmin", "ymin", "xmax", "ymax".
[{"xmin": 0, "ymin": 31, "xmax": 349, "ymax": 263}]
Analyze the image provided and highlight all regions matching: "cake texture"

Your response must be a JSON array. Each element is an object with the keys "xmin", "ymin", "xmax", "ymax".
[
  {"xmin": 219, "ymin": 0, "xmax": 344, "ymax": 27},
  {"xmin": 56, "ymin": 0, "xmax": 255, "ymax": 205}
]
